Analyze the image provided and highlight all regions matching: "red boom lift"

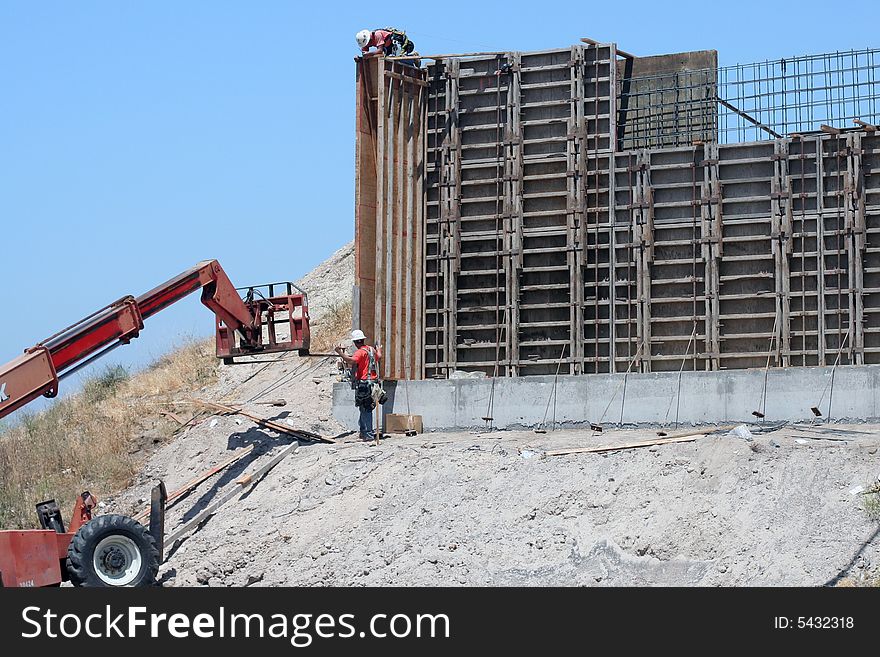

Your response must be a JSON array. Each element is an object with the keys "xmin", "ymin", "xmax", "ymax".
[{"xmin": 0, "ymin": 260, "xmax": 310, "ymax": 587}]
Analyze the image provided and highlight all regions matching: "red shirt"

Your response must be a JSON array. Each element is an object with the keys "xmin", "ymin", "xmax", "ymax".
[
  {"xmin": 352, "ymin": 345, "xmax": 381, "ymax": 380},
  {"xmin": 362, "ymin": 30, "xmax": 393, "ymax": 53}
]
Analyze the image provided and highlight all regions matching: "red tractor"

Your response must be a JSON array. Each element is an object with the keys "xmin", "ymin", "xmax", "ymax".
[{"xmin": 0, "ymin": 261, "xmax": 310, "ymax": 586}]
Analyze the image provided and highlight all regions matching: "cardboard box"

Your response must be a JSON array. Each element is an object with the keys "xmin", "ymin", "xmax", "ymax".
[{"xmin": 384, "ymin": 413, "xmax": 423, "ymax": 434}]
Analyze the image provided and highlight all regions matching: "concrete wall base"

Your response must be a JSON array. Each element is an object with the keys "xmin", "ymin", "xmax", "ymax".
[{"xmin": 332, "ymin": 365, "xmax": 880, "ymax": 432}]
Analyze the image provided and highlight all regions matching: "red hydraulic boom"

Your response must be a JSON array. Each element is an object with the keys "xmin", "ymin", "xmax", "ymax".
[{"xmin": 0, "ymin": 260, "xmax": 310, "ymax": 420}]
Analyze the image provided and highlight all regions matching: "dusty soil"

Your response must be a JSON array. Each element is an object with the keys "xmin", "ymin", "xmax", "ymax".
[{"xmin": 106, "ymin": 242, "xmax": 880, "ymax": 586}]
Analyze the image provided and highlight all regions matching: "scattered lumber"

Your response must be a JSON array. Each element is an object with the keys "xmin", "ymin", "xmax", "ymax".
[
  {"xmin": 160, "ymin": 411, "xmax": 188, "ymax": 425},
  {"xmin": 163, "ymin": 441, "xmax": 300, "ymax": 548},
  {"xmin": 545, "ymin": 425, "xmax": 737, "ymax": 457},
  {"xmin": 133, "ymin": 445, "xmax": 255, "ymax": 523},
  {"xmin": 194, "ymin": 399, "xmax": 335, "ymax": 444}
]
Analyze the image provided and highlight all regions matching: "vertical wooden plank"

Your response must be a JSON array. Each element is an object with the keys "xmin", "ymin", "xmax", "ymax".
[
  {"xmin": 440, "ymin": 59, "xmax": 460, "ymax": 375},
  {"xmin": 394, "ymin": 72, "xmax": 406, "ymax": 379},
  {"xmin": 699, "ymin": 142, "xmax": 714, "ymax": 370},
  {"xmin": 607, "ymin": 43, "xmax": 619, "ymax": 372},
  {"xmin": 851, "ymin": 132, "xmax": 866, "ymax": 366},
  {"xmin": 770, "ymin": 139, "xmax": 789, "ymax": 366},
  {"xmin": 816, "ymin": 135, "xmax": 827, "ymax": 365},
  {"xmin": 567, "ymin": 45, "xmax": 580, "ymax": 375},
  {"xmin": 382, "ymin": 68, "xmax": 395, "ymax": 379},
  {"xmin": 355, "ymin": 57, "xmax": 380, "ymax": 343},
  {"xmin": 510, "ymin": 53, "xmax": 523, "ymax": 377},
  {"xmin": 707, "ymin": 142, "xmax": 723, "ymax": 370},
  {"xmin": 415, "ymin": 82, "xmax": 427, "ymax": 379},
  {"xmin": 374, "ymin": 59, "xmax": 387, "ymax": 363},
  {"xmin": 401, "ymin": 77, "xmax": 413, "ymax": 380},
  {"xmin": 779, "ymin": 139, "xmax": 793, "ymax": 367},
  {"xmin": 643, "ymin": 153, "xmax": 655, "ymax": 372}
]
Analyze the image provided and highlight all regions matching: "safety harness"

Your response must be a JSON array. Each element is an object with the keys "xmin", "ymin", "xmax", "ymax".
[
  {"xmin": 354, "ymin": 346, "xmax": 386, "ymax": 411},
  {"xmin": 379, "ymin": 27, "xmax": 415, "ymax": 56}
]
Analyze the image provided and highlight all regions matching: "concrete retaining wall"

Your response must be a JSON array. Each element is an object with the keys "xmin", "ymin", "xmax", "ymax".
[{"xmin": 332, "ymin": 365, "xmax": 880, "ymax": 432}]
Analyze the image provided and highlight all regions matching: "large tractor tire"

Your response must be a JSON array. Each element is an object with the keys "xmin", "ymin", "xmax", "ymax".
[{"xmin": 67, "ymin": 514, "xmax": 159, "ymax": 587}]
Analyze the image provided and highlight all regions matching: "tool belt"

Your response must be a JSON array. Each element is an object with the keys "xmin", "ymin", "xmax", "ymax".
[{"xmin": 355, "ymin": 380, "xmax": 387, "ymax": 410}]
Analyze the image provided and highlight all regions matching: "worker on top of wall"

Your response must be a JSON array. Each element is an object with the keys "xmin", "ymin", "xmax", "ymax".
[
  {"xmin": 356, "ymin": 28, "xmax": 418, "ymax": 65},
  {"xmin": 335, "ymin": 329, "xmax": 385, "ymax": 442}
]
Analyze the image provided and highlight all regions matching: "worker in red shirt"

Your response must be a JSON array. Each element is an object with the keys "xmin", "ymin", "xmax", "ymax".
[
  {"xmin": 336, "ymin": 329, "xmax": 384, "ymax": 441},
  {"xmin": 356, "ymin": 28, "xmax": 417, "ymax": 63},
  {"xmin": 356, "ymin": 28, "xmax": 395, "ymax": 57}
]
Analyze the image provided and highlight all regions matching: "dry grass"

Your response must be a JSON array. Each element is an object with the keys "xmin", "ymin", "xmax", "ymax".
[
  {"xmin": 863, "ymin": 485, "xmax": 880, "ymax": 522},
  {"xmin": 0, "ymin": 338, "xmax": 218, "ymax": 529},
  {"xmin": 309, "ymin": 300, "xmax": 353, "ymax": 353}
]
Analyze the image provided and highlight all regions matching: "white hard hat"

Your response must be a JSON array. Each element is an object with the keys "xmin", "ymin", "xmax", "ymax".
[
  {"xmin": 351, "ymin": 329, "xmax": 367, "ymax": 341},
  {"xmin": 356, "ymin": 30, "xmax": 371, "ymax": 48}
]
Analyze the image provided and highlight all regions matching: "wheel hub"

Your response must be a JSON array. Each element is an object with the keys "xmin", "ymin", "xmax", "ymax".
[
  {"xmin": 103, "ymin": 547, "xmax": 127, "ymax": 572},
  {"xmin": 92, "ymin": 534, "xmax": 143, "ymax": 586}
]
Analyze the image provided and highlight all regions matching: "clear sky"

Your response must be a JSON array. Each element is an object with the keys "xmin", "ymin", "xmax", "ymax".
[{"xmin": 0, "ymin": 1, "xmax": 875, "ymax": 414}]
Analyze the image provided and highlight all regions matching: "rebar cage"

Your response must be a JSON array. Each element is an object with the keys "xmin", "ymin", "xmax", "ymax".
[{"xmin": 619, "ymin": 48, "xmax": 880, "ymax": 149}]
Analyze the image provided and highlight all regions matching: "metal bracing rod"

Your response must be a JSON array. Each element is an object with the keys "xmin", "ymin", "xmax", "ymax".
[
  {"xmin": 596, "ymin": 340, "xmax": 644, "ymax": 430},
  {"xmin": 716, "ymin": 97, "xmax": 783, "ymax": 139},
  {"xmin": 538, "ymin": 343, "xmax": 568, "ymax": 432},
  {"xmin": 660, "ymin": 324, "xmax": 697, "ymax": 430},
  {"xmin": 753, "ymin": 313, "xmax": 779, "ymax": 421},
  {"xmin": 811, "ymin": 328, "xmax": 851, "ymax": 423}
]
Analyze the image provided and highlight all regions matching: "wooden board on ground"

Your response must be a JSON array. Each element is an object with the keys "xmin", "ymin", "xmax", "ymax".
[
  {"xmin": 194, "ymin": 399, "xmax": 335, "ymax": 444},
  {"xmin": 163, "ymin": 441, "xmax": 300, "ymax": 549},
  {"xmin": 134, "ymin": 444, "xmax": 255, "ymax": 523},
  {"xmin": 544, "ymin": 425, "xmax": 737, "ymax": 457}
]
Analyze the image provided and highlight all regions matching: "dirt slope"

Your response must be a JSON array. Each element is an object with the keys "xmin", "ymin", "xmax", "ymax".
[{"xmin": 108, "ymin": 242, "xmax": 880, "ymax": 587}]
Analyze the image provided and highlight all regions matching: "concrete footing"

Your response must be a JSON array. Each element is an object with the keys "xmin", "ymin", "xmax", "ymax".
[{"xmin": 332, "ymin": 365, "xmax": 880, "ymax": 432}]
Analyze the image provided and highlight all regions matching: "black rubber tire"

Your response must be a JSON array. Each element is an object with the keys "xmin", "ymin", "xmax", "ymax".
[{"xmin": 66, "ymin": 514, "xmax": 159, "ymax": 587}]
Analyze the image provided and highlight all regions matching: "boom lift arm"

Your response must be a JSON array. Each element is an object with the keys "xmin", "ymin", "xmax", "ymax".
[{"xmin": 0, "ymin": 260, "xmax": 309, "ymax": 420}]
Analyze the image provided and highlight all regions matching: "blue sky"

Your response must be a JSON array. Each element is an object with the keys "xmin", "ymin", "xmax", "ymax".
[{"xmin": 0, "ymin": 0, "xmax": 875, "ymax": 413}]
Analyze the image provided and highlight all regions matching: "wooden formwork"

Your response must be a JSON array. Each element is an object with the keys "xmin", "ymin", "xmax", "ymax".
[
  {"xmin": 356, "ymin": 46, "xmax": 880, "ymax": 380},
  {"xmin": 354, "ymin": 57, "xmax": 427, "ymax": 380},
  {"xmin": 423, "ymin": 44, "xmax": 622, "ymax": 377}
]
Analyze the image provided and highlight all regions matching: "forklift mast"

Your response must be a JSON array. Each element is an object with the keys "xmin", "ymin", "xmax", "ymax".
[{"xmin": 0, "ymin": 260, "xmax": 309, "ymax": 420}]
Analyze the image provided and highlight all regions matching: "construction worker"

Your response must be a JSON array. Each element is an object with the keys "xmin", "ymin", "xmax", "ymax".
[
  {"xmin": 356, "ymin": 27, "xmax": 416, "ymax": 60},
  {"xmin": 335, "ymin": 329, "xmax": 384, "ymax": 441}
]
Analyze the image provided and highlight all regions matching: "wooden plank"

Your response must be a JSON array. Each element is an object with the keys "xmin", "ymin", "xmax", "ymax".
[
  {"xmin": 194, "ymin": 400, "xmax": 334, "ymax": 443},
  {"xmin": 446, "ymin": 59, "xmax": 461, "ymax": 373},
  {"xmin": 510, "ymin": 53, "xmax": 523, "ymax": 376},
  {"xmin": 607, "ymin": 43, "xmax": 619, "ymax": 372},
  {"xmin": 393, "ymin": 74, "xmax": 406, "ymax": 378},
  {"xmin": 416, "ymin": 81, "xmax": 427, "ymax": 379},
  {"xmin": 374, "ymin": 59, "xmax": 387, "ymax": 370},
  {"xmin": 403, "ymin": 80, "xmax": 419, "ymax": 380},
  {"xmin": 134, "ymin": 445, "xmax": 255, "ymax": 523},
  {"xmin": 544, "ymin": 425, "xmax": 737, "ymax": 456},
  {"xmin": 384, "ymin": 69, "xmax": 428, "ymax": 87},
  {"xmin": 567, "ymin": 45, "xmax": 581, "ymax": 376},
  {"xmin": 816, "ymin": 136, "xmax": 828, "ymax": 364},
  {"xmin": 355, "ymin": 58, "xmax": 379, "ymax": 348},
  {"xmin": 163, "ymin": 441, "xmax": 300, "ymax": 548},
  {"xmin": 386, "ymin": 51, "xmax": 507, "ymax": 61},
  {"xmin": 384, "ymin": 68, "xmax": 396, "ymax": 379}
]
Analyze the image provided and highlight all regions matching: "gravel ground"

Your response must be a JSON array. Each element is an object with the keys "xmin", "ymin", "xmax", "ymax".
[{"xmin": 106, "ymin": 241, "xmax": 880, "ymax": 586}]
